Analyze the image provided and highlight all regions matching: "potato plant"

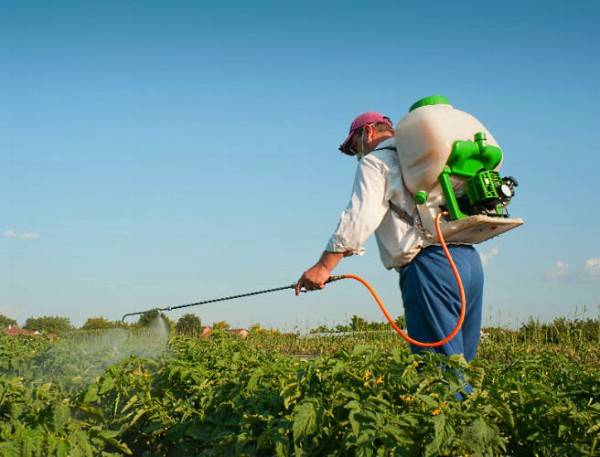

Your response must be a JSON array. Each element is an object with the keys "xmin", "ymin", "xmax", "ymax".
[{"xmin": 0, "ymin": 319, "xmax": 598, "ymax": 456}]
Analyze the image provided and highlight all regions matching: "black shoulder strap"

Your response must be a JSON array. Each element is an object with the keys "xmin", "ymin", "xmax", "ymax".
[
  {"xmin": 373, "ymin": 146, "xmax": 397, "ymax": 152},
  {"xmin": 388, "ymin": 200, "xmax": 415, "ymax": 226}
]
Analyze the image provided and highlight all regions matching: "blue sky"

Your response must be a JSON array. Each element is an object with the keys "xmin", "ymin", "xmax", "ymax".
[{"xmin": 2, "ymin": 0, "xmax": 599, "ymax": 330}]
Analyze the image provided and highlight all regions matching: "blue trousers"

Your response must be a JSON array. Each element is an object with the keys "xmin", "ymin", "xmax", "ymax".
[{"xmin": 399, "ymin": 244, "xmax": 483, "ymax": 361}]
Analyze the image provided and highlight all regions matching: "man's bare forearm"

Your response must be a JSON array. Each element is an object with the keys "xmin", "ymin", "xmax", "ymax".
[{"xmin": 316, "ymin": 251, "xmax": 345, "ymax": 272}]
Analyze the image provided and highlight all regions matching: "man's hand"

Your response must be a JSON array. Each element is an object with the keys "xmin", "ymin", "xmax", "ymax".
[
  {"xmin": 295, "ymin": 251, "xmax": 345, "ymax": 296},
  {"xmin": 295, "ymin": 263, "xmax": 331, "ymax": 296}
]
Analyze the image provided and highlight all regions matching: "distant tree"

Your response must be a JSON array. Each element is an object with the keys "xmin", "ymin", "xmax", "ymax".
[
  {"xmin": 137, "ymin": 310, "xmax": 173, "ymax": 329},
  {"xmin": 395, "ymin": 314, "xmax": 406, "ymax": 329},
  {"xmin": 248, "ymin": 323, "xmax": 279, "ymax": 335},
  {"xmin": 176, "ymin": 314, "xmax": 203, "ymax": 335},
  {"xmin": 350, "ymin": 315, "xmax": 368, "ymax": 331},
  {"xmin": 81, "ymin": 317, "xmax": 121, "ymax": 331},
  {"xmin": 212, "ymin": 321, "xmax": 231, "ymax": 330},
  {"xmin": 309, "ymin": 324, "xmax": 332, "ymax": 334},
  {"xmin": 0, "ymin": 314, "xmax": 17, "ymax": 329},
  {"xmin": 24, "ymin": 316, "xmax": 72, "ymax": 334},
  {"xmin": 335, "ymin": 323, "xmax": 350, "ymax": 333},
  {"xmin": 137, "ymin": 309, "xmax": 159, "ymax": 326},
  {"xmin": 311, "ymin": 315, "xmax": 406, "ymax": 334}
]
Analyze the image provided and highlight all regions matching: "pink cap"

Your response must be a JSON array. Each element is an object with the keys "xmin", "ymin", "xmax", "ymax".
[{"xmin": 339, "ymin": 112, "xmax": 393, "ymax": 155}]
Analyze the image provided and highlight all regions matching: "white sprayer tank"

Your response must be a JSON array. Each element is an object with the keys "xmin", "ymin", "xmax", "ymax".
[
  {"xmin": 394, "ymin": 96, "xmax": 521, "ymax": 244},
  {"xmin": 395, "ymin": 98, "xmax": 500, "ymax": 196}
]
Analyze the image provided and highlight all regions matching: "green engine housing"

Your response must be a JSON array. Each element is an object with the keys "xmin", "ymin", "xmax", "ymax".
[
  {"xmin": 466, "ymin": 170, "xmax": 502, "ymax": 203},
  {"xmin": 437, "ymin": 132, "xmax": 517, "ymax": 220}
]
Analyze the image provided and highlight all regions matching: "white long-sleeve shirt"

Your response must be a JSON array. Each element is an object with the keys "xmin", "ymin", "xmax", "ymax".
[{"xmin": 325, "ymin": 138, "xmax": 425, "ymax": 269}]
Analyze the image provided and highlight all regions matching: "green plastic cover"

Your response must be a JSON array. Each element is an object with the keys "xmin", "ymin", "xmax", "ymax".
[{"xmin": 409, "ymin": 95, "xmax": 451, "ymax": 112}]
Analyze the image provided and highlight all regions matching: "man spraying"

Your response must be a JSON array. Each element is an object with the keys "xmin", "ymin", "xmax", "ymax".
[{"xmin": 295, "ymin": 112, "xmax": 484, "ymax": 361}]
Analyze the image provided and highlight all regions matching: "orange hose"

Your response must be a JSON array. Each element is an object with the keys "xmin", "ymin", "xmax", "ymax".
[{"xmin": 338, "ymin": 212, "xmax": 466, "ymax": 348}]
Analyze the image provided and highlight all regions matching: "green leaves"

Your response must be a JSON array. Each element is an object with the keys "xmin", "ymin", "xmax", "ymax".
[
  {"xmin": 292, "ymin": 401, "xmax": 319, "ymax": 441},
  {"xmin": 0, "ymin": 324, "xmax": 599, "ymax": 456},
  {"xmin": 52, "ymin": 404, "xmax": 71, "ymax": 431}
]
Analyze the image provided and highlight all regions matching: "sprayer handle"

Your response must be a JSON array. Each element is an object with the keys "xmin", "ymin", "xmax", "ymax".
[{"xmin": 326, "ymin": 275, "xmax": 346, "ymax": 284}]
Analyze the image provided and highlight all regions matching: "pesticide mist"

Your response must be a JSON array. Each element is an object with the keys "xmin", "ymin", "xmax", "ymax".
[{"xmin": 8, "ymin": 317, "xmax": 170, "ymax": 391}]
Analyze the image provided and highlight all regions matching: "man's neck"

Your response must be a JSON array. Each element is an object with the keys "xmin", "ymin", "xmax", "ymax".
[{"xmin": 372, "ymin": 134, "xmax": 395, "ymax": 150}]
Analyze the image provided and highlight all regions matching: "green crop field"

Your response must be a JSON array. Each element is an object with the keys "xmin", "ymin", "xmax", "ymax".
[{"xmin": 0, "ymin": 318, "xmax": 599, "ymax": 456}]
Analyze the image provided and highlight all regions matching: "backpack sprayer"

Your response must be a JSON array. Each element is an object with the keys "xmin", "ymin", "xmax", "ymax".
[
  {"xmin": 396, "ymin": 95, "xmax": 523, "ymax": 243},
  {"xmin": 121, "ymin": 96, "xmax": 522, "ymax": 348}
]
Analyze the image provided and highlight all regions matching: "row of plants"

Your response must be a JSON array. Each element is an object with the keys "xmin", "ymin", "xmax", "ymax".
[{"xmin": 1, "ymin": 320, "xmax": 599, "ymax": 456}]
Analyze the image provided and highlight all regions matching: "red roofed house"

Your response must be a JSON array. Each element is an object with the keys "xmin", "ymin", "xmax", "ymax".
[
  {"xmin": 226, "ymin": 328, "xmax": 249, "ymax": 338},
  {"xmin": 199, "ymin": 326, "xmax": 249, "ymax": 339},
  {"xmin": 3, "ymin": 324, "xmax": 40, "ymax": 336}
]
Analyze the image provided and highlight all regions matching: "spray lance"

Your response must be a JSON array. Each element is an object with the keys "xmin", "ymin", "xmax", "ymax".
[{"xmin": 120, "ymin": 276, "xmax": 344, "ymax": 323}]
